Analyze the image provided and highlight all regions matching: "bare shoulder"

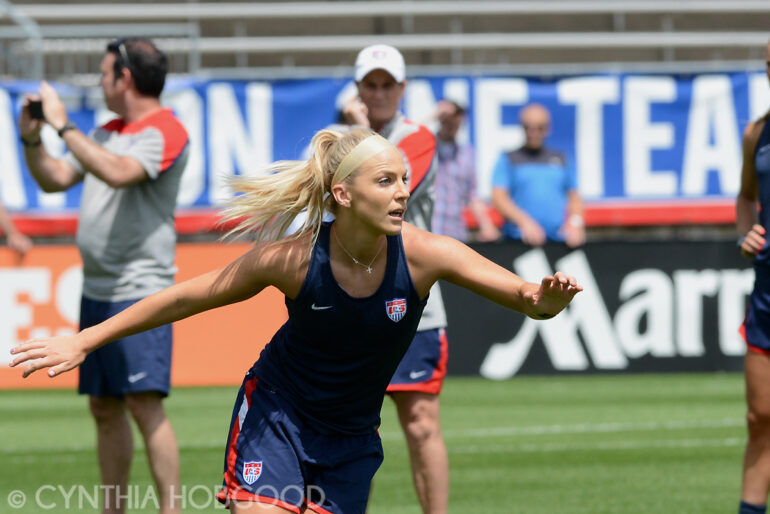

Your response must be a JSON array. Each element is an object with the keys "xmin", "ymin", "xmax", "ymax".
[
  {"xmin": 400, "ymin": 222, "xmax": 468, "ymax": 285},
  {"xmin": 401, "ymin": 222, "xmax": 456, "ymax": 263},
  {"xmin": 400, "ymin": 222, "xmax": 529, "ymax": 305},
  {"xmin": 239, "ymin": 231, "xmax": 315, "ymax": 298}
]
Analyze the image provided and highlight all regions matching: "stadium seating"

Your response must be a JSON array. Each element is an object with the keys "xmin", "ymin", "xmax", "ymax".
[{"xmin": 0, "ymin": 0, "xmax": 768, "ymax": 80}]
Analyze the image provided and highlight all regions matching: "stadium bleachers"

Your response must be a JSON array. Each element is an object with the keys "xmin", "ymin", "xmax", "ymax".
[{"xmin": 0, "ymin": 0, "xmax": 768, "ymax": 80}]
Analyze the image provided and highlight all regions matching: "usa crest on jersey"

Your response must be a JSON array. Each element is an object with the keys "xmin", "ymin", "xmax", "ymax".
[
  {"xmin": 385, "ymin": 298, "xmax": 407, "ymax": 322},
  {"xmin": 242, "ymin": 461, "xmax": 262, "ymax": 485}
]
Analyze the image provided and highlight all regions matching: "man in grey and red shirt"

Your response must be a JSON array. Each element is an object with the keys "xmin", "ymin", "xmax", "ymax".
[{"xmin": 18, "ymin": 38, "xmax": 188, "ymax": 514}]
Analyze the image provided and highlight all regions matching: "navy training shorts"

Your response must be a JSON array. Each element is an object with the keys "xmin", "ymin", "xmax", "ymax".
[
  {"xmin": 743, "ymin": 271, "xmax": 770, "ymax": 355},
  {"xmin": 217, "ymin": 372, "xmax": 384, "ymax": 514},
  {"xmin": 386, "ymin": 328, "xmax": 448, "ymax": 395},
  {"xmin": 78, "ymin": 295, "xmax": 172, "ymax": 397}
]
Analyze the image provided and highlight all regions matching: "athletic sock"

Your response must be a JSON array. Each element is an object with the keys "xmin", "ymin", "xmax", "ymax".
[{"xmin": 740, "ymin": 500, "xmax": 767, "ymax": 514}]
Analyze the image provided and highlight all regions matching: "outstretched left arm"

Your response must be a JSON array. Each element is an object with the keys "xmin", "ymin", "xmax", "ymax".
[{"xmin": 404, "ymin": 224, "xmax": 582, "ymax": 319}]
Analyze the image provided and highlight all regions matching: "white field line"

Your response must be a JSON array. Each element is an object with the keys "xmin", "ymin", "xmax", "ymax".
[
  {"xmin": 431, "ymin": 416, "xmax": 745, "ymax": 440},
  {"xmin": 4, "ymin": 417, "xmax": 745, "ymax": 457},
  {"xmin": 7, "ymin": 437, "xmax": 746, "ymax": 465},
  {"xmin": 448, "ymin": 436, "xmax": 745, "ymax": 456}
]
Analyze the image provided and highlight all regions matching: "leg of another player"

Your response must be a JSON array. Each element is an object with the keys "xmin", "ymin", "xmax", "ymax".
[
  {"xmin": 392, "ymin": 391, "xmax": 449, "ymax": 514},
  {"xmin": 89, "ymin": 396, "xmax": 133, "ymax": 514},
  {"xmin": 741, "ymin": 351, "xmax": 770, "ymax": 513},
  {"xmin": 126, "ymin": 392, "xmax": 180, "ymax": 514}
]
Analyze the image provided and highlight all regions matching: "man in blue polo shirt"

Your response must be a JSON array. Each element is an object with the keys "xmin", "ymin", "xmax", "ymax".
[{"xmin": 491, "ymin": 102, "xmax": 585, "ymax": 248}]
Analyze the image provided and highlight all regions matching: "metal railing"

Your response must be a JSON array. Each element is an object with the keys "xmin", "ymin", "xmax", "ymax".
[
  {"xmin": 0, "ymin": 0, "xmax": 767, "ymax": 79},
  {"xmin": 0, "ymin": 0, "xmax": 41, "ymax": 78},
  {"xmin": 4, "ymin": 1, "xmax": 770, "ymax": 20}
]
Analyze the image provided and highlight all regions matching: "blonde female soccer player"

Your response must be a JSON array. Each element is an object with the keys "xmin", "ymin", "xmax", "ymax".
[{"xmin": 11, "ymin": 128, "xmax": 582, "ymax": 514}]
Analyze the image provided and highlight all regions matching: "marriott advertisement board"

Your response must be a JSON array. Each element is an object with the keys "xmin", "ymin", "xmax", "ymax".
[{"xmin": 443, "ymin": 240, "xmax": 751, "ymax": 378}]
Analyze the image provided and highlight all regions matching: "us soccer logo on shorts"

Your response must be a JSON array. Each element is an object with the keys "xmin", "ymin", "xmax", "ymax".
[
  {"xmin": 242, "ymin": 461, "xmax": 263, "ymax": 485},
  {"xmin": 385, "ymin": 298, "xmax": 407, "ymax": 322}
]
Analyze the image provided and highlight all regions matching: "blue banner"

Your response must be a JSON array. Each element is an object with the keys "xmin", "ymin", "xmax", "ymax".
[{"xmin": 1, "ymin": 71, "xmax": 768, "ymax": 213}]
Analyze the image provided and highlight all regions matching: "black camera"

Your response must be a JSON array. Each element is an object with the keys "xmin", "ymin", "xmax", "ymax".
[{"xmin": 28, "ymin": 100, "xmax": 44, "ymax": 120}]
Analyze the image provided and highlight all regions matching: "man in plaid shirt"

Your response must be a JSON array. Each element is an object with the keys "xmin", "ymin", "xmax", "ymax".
[{"xmin": 432, "ymin": 99, "xmax": 499, "ymax": 242}]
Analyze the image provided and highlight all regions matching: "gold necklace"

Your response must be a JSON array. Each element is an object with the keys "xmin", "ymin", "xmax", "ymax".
[{"xmin": 332, "ymin": 229, "xmax": 385, "ymax": 274}]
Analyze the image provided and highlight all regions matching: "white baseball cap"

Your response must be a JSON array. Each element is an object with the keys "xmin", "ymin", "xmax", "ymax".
[{"xmin": 354, "ymin": 44, "xmax": 406, "ymax": 83}]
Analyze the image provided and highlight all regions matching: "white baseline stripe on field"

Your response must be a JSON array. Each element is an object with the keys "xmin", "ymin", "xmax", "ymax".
[
  {"xmin": 413, "ymin": 416, "xmax": 746, "ymax": 441},
  {"xmin": 448, "ymin": 436, "xmax": 745, "ymax": 456},
  {"xmin": 7, "ymin": 437, "xmax": 746, "ymax": 465},
  {"xmin": 3, "ymin": 417, "xmax": 745, "ymax": 456}
]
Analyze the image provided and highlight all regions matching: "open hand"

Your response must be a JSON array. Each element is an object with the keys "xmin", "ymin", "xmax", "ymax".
[
  {"xmin": 10, "ymin": 335, "xmax": 87, "ymax": 378},
  {"xmin": 38, "ymin": 81, "xmax": 69, "ymax": 131},
  {"xmin": 342, "ymin": 96, "xmax": 370, "ymax": 127},
  {"xmin": 523, "ymin": 271, "xmax": 582, "ymax": 319},
  {"xmin": 519, "ymin": 217, "xmax": 546, "ymax": 247},
  {"xmin": 7, "ymin": 231, "xmax": 33, "ymax": 257},
  {"xmin": 561, "ymin": 222, "xmax": 586, "ymax": 248}
]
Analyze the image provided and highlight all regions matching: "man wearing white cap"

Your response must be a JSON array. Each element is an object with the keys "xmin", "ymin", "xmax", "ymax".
[{"xmin": 344, "ymin": 44, "xmax": 449, "ymax": 514}]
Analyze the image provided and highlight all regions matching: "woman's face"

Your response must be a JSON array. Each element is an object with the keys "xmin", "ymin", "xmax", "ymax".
[{"xmin": 338, "ymin": 146, "xmax": 410, "ymax": 235}]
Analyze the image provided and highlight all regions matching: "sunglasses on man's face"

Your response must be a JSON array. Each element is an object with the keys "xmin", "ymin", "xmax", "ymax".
[{"xmin": 523, "ymin": 124, "xmax": 548, "ymax": 133}]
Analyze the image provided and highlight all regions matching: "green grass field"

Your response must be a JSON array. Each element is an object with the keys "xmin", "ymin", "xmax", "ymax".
[{"xmin": 2, "ymin": 373, "xmax": 749, "ymax": 513}]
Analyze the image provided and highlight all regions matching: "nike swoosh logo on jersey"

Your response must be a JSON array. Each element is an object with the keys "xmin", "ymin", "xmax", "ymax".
[
  {"xmin": 311, "ymin": 304, "xmax": 333, "ymax": 311},
  {"xmin": 409, "ymin": 370, "xmax": 428, "ymax": 380},
  {"xmin": 127, "ymin": 372, "xmax": 148, "ymax": 384}
]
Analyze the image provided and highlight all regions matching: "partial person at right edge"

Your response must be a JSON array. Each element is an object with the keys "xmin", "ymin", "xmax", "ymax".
[
  {"xmin": 736, "ymin": 39, "xmax": 770, "ymax": 514},
  {"xmin": 491, "ymin": 102, "xmax": 585, "ymax": 248}
]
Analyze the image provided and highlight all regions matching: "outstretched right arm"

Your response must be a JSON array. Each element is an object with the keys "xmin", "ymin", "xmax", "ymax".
[
  {"xmin": 10, "ymin": 240, "xmax": 297, "ymax": 378},
  {"xmin": 404, "ymin": 223, "xmax": 581, "ymax": 320}
]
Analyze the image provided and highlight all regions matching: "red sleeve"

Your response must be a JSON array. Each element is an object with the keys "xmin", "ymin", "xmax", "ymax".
[
  {"xmin": 124, "ymin": 109, "xmax": 189, "ymax": 173},
  {"xmin": 100, "ymin": 118, "xmax": 125, "ymax": 132},
  {"xmin": 396, "ymin": 124, "xmax": 436, "ymax": 193}
]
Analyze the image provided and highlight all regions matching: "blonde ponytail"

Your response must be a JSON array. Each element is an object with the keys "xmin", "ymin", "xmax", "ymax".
[{"xmin": 220, "ymin": 127, "xmax": 385, "ymax": 245}]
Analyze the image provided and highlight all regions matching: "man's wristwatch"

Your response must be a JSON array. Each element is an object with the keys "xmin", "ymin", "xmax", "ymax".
[
  {"xmin": 20, "ymin": 136, "xmax": 42, "ymax": 147},
  {"xmin": 57, "ymin": 120, "xmax": 78, "ymax": 138}
]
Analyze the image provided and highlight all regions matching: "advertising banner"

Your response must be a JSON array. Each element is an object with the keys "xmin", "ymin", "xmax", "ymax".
[
  {"xmin": 443, "ymin": 240, "xmax": 753, "ymax": 377},
  {"xmin": 1, "ymin": 70, "xmax": 768, "ymax": 229},
  {"xmin": 0, "ymin": 244, "xmax": 287, "ymax": 389},
  {"xmin": 1, "ymin": 239, "xmax": 754, "ymax": 387}
]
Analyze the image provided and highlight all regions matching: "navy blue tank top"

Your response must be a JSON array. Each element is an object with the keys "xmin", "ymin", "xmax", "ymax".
[
  {"xmin": 754, "ymin": 117, "xmax": 770, "ymax": 269},
  {"xmin": 252, "ymin": 222, "xmax": 427, "ymax": 435}
]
